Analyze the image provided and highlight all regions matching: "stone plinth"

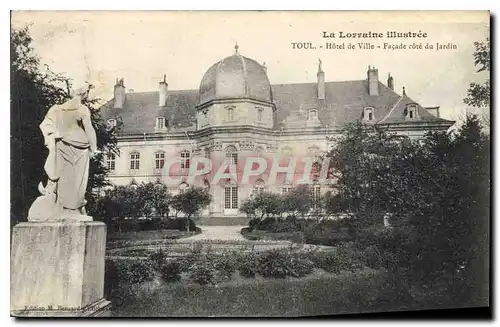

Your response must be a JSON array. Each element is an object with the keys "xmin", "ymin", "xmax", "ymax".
[{"xmin": 11, "ymin": 221, "xmax": 111, "ymax": 317}]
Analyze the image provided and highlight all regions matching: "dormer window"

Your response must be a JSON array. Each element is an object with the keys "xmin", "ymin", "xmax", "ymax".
[
  {"xmin": 156, "ymin": 117, "xmax": 166, "ymax": 129},
  {"xmin": 363, "ymin": 107, "xmax": 375, "ymax": 121},
  {"xmin": 308, "ymin": 109, "xmax": 318, "ymax": 121},
  {"xmin": 406, "ymin": 104, "xmax": 418, "ymax": 120}
]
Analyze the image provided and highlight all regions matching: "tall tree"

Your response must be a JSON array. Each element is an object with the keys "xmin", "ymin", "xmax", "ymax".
[
  {"xmin": 464, "ymin": 38, "xmax": 490, "ymax": 111},
  {"xmin": 10, "ymin": 26, "xmax": 119, "ymax": 225}
]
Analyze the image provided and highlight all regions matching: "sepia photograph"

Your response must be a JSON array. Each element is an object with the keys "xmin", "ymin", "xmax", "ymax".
[{"xmin": 10, "ymin": 10, "xmax": 490, "ymax": 318}]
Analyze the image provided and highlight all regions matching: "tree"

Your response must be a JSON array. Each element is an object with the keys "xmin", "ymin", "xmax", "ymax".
[
  {"xmin": 10, "ymin": 26, "xmax": 119, "ymax": 225},
  {"xmin": 282, "ymin": 185, "xmax": 313, "ymax": 219},
  {"xmin": 239, "ymin": 192, "xmax": 283, "ymax": 221},
  {"xmin": 170, "ymin": 188, "xmax": 211, "ymax": 232},
  {"xmin": 329, "ymin": 116, "xmax": 490, "ymax": 306},
  {"xmin": 464, "ymin": 38, "xmax": 490, "ymax": 116}
]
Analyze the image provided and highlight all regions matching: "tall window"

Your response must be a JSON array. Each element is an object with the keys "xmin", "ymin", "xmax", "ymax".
[
  {"xmin": 311, "ymin": 184, "xmax": 321, "ymax": 205},
  {"xmin": 227, "ymin": 107, "xmax": 235, "ymax": 121},
  {"xmin": 130, "ymin": 152, "xmax": 140, "ymax": 170},
  {"xmin": 155, "ymin": 152, "xmax": 165, "ymax": 169},
  {"xmin": 180, "ymin": 150, "xmax": 190, "ymax": 169},
  {"xmin": 224, "ymin": 184, "xmax": 238, "ymax": 209},
  {"xmin": 281, "ymin": 186, "xmax": 292, "ymax": 196},
  {"xmin": 253, "ymin": 179, "xmax": 265, "ymax": 196},
  {"xmin": 156, "ymin": 117, "xmax": 166, "ymax": 129},
  {"xmin": 308, "ymin": 109, "xmax": 318, "ymax": 121},
  {"xmin": 225, "ymin": 146, "xmax": 238, "ymax": 165},
  {"xmin": 257, "ymin": 108, "xmax": 263, "ymax": 122},
  {"xmin": 179, "ymin": 182, "xmax": 189, "ymax": 194},
  {"xmin": 107, "ymin": 153, "xmax": 116, "ymax": 171}
]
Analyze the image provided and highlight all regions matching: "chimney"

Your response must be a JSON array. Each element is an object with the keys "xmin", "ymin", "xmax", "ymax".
[
  {"xmin": 113, "ymin": 78, "xmax": 126, "ymax": 109},
  {"xmin": 387, "ymin": 73, "xmax": 394, "ymax": 90},
  {"xmin": 367, "ymin": 66, "xmax": 379, "ymax": 96},
  {"xmin": 159, "ymin": 74, "xmax": 168, "ymax": 107},
  {"xmin": 317, "ymin": 58, "xmax": 325, "ymax": 100}
]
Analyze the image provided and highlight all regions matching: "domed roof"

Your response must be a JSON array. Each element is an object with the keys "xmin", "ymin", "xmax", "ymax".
[{"xmin": 198, "ymin": 45, "xmax": 273, "ymax": 105}]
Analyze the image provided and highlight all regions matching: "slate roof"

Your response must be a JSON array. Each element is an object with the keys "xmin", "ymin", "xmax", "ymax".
[{"xmin": 99, "ymin": 80, "xmax": 453, "ymax": 135}]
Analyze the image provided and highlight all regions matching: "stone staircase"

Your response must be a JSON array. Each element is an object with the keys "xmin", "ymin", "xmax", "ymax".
[{"xmin": 196, "ymin": 216, "xmax": 250, "ymax": 226}]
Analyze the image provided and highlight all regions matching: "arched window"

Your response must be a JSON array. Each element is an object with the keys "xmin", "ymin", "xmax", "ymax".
[
  {"xmin": 253, "ymin": 179, "xmax": 265, "ymax": 196},
  {"xmin": 180, "ymin": 150, "xmax": 190, "ymax": 169},
  {"xmin": 227, "ymin": 106, "xmax": 235, "ymax": 121},
  {"xmin": 179, "ymin": 182, "xmax": 189, "ymax": 195},
  {"xmin": 225, "ymin": 145, "xmax": 238, "ymax": 165},
  {"xmin": 308, "ymin": 109, "xmax": 318, "ymax": 121},
  {"xmin": 106, "ymin": 152, "xmax": 116, "ymax": 171},
  {"xmin": 155, "ymin": 151, "xmax": 165, "ymax": 169},
  {"xmin": 130, "ymin": 152, "xmax": 140, "ymax": 170},
  {"xmin": 256, "ymin": 107, "xmax": 263, "ymax": 122},
  {"xmin": 224, "ymin": 180, "xmax": 238, "ymax": 209}
]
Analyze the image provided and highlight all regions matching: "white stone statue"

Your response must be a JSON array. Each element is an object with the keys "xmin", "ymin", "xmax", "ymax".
[{"xmin": 28, "ymin": 85, "xmax": 98, "ymax": 222}]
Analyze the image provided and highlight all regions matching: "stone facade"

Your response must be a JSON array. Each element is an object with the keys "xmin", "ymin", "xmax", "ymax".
[{"xmin": 100, "ymin": 45, "xmax": 454, "ymax": 219}]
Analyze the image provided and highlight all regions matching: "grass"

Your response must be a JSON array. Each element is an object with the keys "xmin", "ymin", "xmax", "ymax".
[
  {"xmin": 241, "ymin": 228, "xmax": 303, "ymax": 243},
  {"xmin": 109, "ymin": 268, "xmax": 409, "ymax": 317},
  {"xmin": 108, "ymin": 229, "xmax": 194, "ymax": 242}
]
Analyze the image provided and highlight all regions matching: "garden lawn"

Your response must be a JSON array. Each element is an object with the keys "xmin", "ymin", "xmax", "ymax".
[
  {"xmin": 109, "ymin": 268, "xmax": 407, "ymax": 317},
  {"xmin": 108, "ymin": 229, "xmax": 195, "ymax": 243}
]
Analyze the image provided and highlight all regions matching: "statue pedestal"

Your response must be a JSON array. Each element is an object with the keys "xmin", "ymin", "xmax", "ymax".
[{"xmin": 10, "ymin": 221, "xmax": 111, "ymax": 317}]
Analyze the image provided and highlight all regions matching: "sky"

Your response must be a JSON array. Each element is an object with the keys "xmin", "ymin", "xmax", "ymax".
[{"xmin": 11, "ymin": 11, "xmax": 490, "ymax": 121}]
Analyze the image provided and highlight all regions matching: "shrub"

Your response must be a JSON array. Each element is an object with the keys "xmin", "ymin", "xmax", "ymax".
[
  {"xmin": 310, "ymin": 246, "xmax": 361, "ymax": 274},
  {"xmin": 237, "ymin": 251, "xmax": 259, "ymax": 278},
  {"xmin": 179, "ymin": 248, "xmax": 203, "ymax": 271},
  {"xmin": 159, "ymin": 260, "xmax": 182, "ymax": 283},
  {"xmin": 359, "ymin": 245, "xmax": 383, "ymax": 269},
  {"xmin": 148, "ymin": 248, "xmax": 168, "ymax": 269},
  {"xmin": 289, "ymin": 256, "xmax": 315, "ymax": 277},
  {"xmin": 111, "ymin": 259, "xmax": 156, "ymax": 285},
  {"xmin": 257, "ymin": 249, "xmax": 315, "ymax": 279},
  {"xmin": 189, "ymin": 259, "xmax": 218, "ymax": 285},
  {"xmin": 210, "ymin": 251, "xmax": 238, "ymax": 280}
]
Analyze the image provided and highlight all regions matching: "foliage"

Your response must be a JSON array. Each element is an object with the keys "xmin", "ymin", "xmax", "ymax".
[
  {"xmin": 170, "ymin": 187, "xmax": 211, "ymax": 232},
  {"xmin": 464, "ymin": 38, "xmax": 490, "ymax": 109},
  {"xmin": 282, "ymin": 185, "xmax": 314, "ymax": 218},
  {"xmin": 159, "ymin": 260, "xmax": 182, "ymax": 283},
  {"xmin": 256, "ymin": 249, "xmax": 315, "ymax": 279},
  {"xmin": 328, "ymin": 115, "xmax": 490, "ymax": 305},
  {"xmin": 240, "ymin": 192, "xmax": 283, "ymax": 220},
  {"xmin": 188, "ymin": 258, "xmax": 219, "ymax": 285},
  {"xmin": 148, "ymin": 249, "xmax": 168, "ymax": 270},
  {"xmin": 11, "ymin": 26, "xmax": 118, "ymax": 225},
  {"xmin": 236, "ymin": 251, "xmax": 259, "ymax": 278},
  {"xmin": 106, "ymin": 259, "xmax": 156, "ymax": 287},
  {"xmin": 90, "ymin": 182, "xmax": 172, "ymax": 222}
]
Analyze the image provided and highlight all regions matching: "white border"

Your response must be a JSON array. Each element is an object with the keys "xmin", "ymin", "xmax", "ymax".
[{"xmin": 2, "ymin": 1, "xmax": 497, "ymax": 326}]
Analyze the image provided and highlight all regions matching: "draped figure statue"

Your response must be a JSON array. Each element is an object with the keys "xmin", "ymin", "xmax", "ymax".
[{"xmin": 28, "ymin": 86, "xmax": 97, "ymax": 222}]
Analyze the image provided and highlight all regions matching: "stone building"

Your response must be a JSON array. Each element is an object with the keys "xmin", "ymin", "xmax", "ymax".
[{"xmin": 100, "ymin": 45, "xmax": 454, "ymax": 220}]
